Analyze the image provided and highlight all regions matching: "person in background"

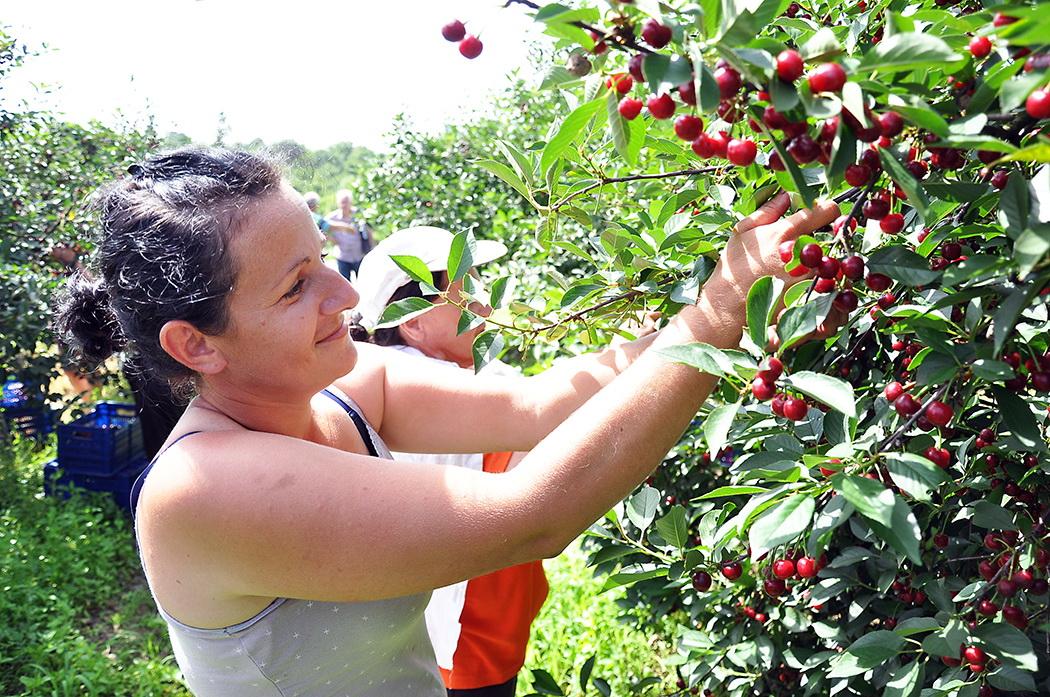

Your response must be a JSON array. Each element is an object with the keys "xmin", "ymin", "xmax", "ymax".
[
  {"xmin": 352, "ymin": 226, "xmax": 540, "ymax": 697},
  {"xmin": 303, "ymin": 191, "xmax": 329, "ymax": 235},
  {"xmin": 325, "ymin": 188, "xmax": 372, "ymax": 281}
]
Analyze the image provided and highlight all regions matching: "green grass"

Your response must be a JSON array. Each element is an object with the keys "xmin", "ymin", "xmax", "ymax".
[
  {"xmin": 520, "ymin": 542, "xmax": 676, "ymax": 696},
  {"xmin": 2, "ymin": 434, "xmax": 672, "ymax": 696}
]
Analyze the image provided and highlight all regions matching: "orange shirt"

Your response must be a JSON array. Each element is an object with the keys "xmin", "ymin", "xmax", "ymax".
[{"xmin": 438, "ymin": 451, "xmax": 550, "ymax": 689}]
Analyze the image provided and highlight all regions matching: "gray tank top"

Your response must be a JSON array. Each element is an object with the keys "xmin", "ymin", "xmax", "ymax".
[{"xmin": 133, "ymin": 389, "xmax": 444, "ymax": 696}]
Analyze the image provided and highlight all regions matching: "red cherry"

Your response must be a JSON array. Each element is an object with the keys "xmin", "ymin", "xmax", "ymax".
[
  {"xmin": 678, "ymin": 80, "xmax": 697, "ymax": 106},
  {"xmin": 691, "ymin": 134, "xmax": 716, "ymax": 159},
  {"xmin": 779, "ymin": 240, "xmax": 796, "ymax": 263},
  {"xmin": 933, "ymin": 533, "xmax": 949, "ymax": 548},
  {"xmin": 458, "ymin": 35, "xmax": 483, "ymax": 59},
  {"xmin": 866, "ymin": 273, "xmax": 892, "ymax": 292},
  {"xmin": 878, "ymin": 111, "xmax": 904, "ymax": 138},
  {"xmin": 1003, "ymin": 605, "xmax": 1027, "ymax": 629},
  {"xmin": 441, "ymin": 20, "xmax": 466, "ymax": 42},
  {"xmin": 768, "ymin": 151, "xmax": 786, "ymax": 171},
  {"xmin": 776, "ymin": 49, "xmax": 804, "ymax": 82},
  {"xmin": 754, "ymin": 612, "xmax": 767, "ymax": 623},
  {"xmin": 969, "ymin": 36, "xmax": 992, "ymax": 58},
  {"xmin": 925, "ymin": 447, "xmax": 951, "ymax": 469},
  {"xmin": 993, "ymin": 12, "xmax": 1018, "ymax": 27},
  {"xmin": 814, "ymin": 277, "xmax": 836, "ymax": 294},
  {"xmin": 764, "ymin": 578, "xmax": 788, "ymax": 596},
  {"xmin": 976, "ymin": 599, "xmax": 999, "ymax": 616},
  {"xmin": 715, "ymin": 66, "xmax": 742, "ymax": 98},
  {"xmin": 808, "ymin": 63, "xmax": 847, "ymax": 93},
  {"xmin": 834, "ymin": 290, "xmax": 859, "ymax": 313},
  {"xmin": 752, "ymin": 377, "xmax": 776, "ymax": 401},
  {"xmin": 795, "ymin": 557, "xmax": 818, "ymax": 578},
  {"xmin": 1033, "ymin": 371, "xmax": 1050, "ymax": 392},
  {"xmin": 845, "ymin": 164, "xmax": 872, "ymax": 187},
  {"xmin": 1026, "ymin": 89, "xmax": 1050, "ymax": 119},
  {"xmin": 772, "ymin": 559, "xmax": 796, "ymax": 579},
  {"xmin": 842, "ymin": 256, "xmax": 865, "ymax": 281},
  {"xmin": 606, "ymin": 72, "xmax": 634, "ymax": 95},
  {"xmin": 692, "ymin": 570, "xmax": 713, "ymax": 592},
  {"xmin": 759, "ymin": 357, "xmax": 784, "ymax": 382},
  {"xmin": 962, "ymin": 646, "xmax": 987, "ymax": 664},
  {"xmin": 726, "ymin": 138, "xmax": 758, "ymax": 166},
  {"xmin": 618, "ymin": 97, "xmax": 643, "ymax": 120},
  {"xmin": 706, "ymin": 131, "xmax": 730, "ymax": 158},
  {"xmin": 640, "ymin": 19, "xmax": 673, "ymax": 49},
  {"xmin": 799, "ymin": 243, "xmax": 823, "ymax": 268},
  {"xmin": 998, "ymin": 579, "xmax": 1019, "ymax": 597},
  {"xmin": 1012, "ymin": 569, "xmax": 1034, "ymax": 590},
  {"xmin": 786, "ymin": 134, "xmax": 820, "ymax": 163},
  {"xmin": 721, "ymin": 562, "xmax": 743, "ymax": 580},
  {"xmin": 783, "ymin": 397, "xmax": 808, "ymax": 421},
  {"xmin": 880, "ymin": 213, "xmax": 905, "ymax": 234},
  {"xmin": 647, "ymin": 93, "xmax": 676, "ymax": 119},
  {"xmin": 817, "ymin": 256, "xmax": 840, "ymax": 279},
  {"xmin": 674, "ymin": 115, "xmax": 704, "ymax": 141},
  {"xmin": 863, "ymin": 198, "xmax": 891, "ymax": 221},
  {"xmin": 893, "ymin": 393, "xmax": 921, "ymax": 417},
  {"xmin": 990, "ymin": 170, "xmax": 1009, "ymax": 190},
  {"xmin": 884, "ymin": 382, "xmax": 904, "ymax": 403},
  {"xmin": 628, "ymin": 53, "xmax": 645, "ymax": 82},
  {"xmin": 926, "ymin": 401, "xmax": 953, "ymax": 426}
]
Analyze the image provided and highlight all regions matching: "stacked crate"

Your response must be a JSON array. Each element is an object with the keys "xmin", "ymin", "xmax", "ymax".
[
  {"xmin": 45, "ymin": 402, "xmax": 147, "ymax": 512},
  {"xmin": 1, "ymin": 380, "xmax": 54, "ymax": 439}
]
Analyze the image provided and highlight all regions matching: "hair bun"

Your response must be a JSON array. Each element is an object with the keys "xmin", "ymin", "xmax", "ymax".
[{"xmin": 54, "ymin": 272, "xmax": 126, "ymax": 367}]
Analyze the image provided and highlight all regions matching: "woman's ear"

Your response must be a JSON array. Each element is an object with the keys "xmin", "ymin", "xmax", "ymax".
[
  {"xmin": 398, "ymin": 316, "xmax": 428, "ymax": 348},
  {"xmin": 158, "ymin": 320, "xmax": 228, "ymax": 376}
]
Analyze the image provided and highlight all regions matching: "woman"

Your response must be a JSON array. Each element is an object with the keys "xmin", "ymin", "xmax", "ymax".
[{"xmin": 56, "ymin": 147, "xmax": 838, "ymax": 696}]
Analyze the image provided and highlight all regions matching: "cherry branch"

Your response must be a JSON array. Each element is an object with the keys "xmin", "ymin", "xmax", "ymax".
[
  {"xmin": 504, "ymin": 0, "xmax": 657, "ymax": 55},
  {"xmin": 876, "ymin": 382, "xmax": 952, "ymax": 452},
  {"xmin": 551, "ymin": 166, "xmax": 723, "ymax": 211}
]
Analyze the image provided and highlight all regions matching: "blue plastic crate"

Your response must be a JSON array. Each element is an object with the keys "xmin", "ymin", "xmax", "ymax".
[
  {"xmin": 57, "ymin": 402, "xmax": 145, "ymax": 476},
  {"xmin": 43, "ymin": 459, "xmax": 146, "ymax": 513},
  {"xmin": 1, "ymin": 403, "xmax": 54, "ymax": 439},
  {"xmin": 2, "ymin": 380, "xmax": 29, "ymax": 407}
]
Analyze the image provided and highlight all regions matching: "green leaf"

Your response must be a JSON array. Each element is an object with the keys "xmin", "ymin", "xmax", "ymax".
[
  {"xmin": 746, "ymin": 275, "xmax": 783, "ymax": 350},
  {"xmin": 489, "ymin": 276, "xmax": 511, "ymax": 309},
  {"xmin": 749, "ymin": 105, "xmax": 817, "ymax": 206},
  {"xmin": 800, "ymin": 27, "xmax": 841, "ymax": 61},
  {"xmin": 988, "ymin": 665, "xmax": 1037, "ymax": 692},
  {"xmin": 375, "ymin": 297, "xmax": 434, "ymax": 329},
  {"xmin": 389, "ymin": 255, "xmax": 436, "ymax": 292},
  {"xmin": 691, "ymin": 50, "xmax": 721, "ymax": 113},
  {"xmin": 867, "ymin": 246, "xmax": 941, "ymax": 286},
  {"xmin": 857, "ymin": 32, "xmax": 961, "ymax": 73},
  {"xmin": 657, "ymin": 343, "xmax": 734, "ymax": 377},
  {"xmin": 972, "ymin": 500, "xmax": 1018, "ymax": 531},
  {"xmin": 470, "ymin": 330, "xmax": 504, "ymax": 373},
  {"xmin": 998, "ymin": 141, "xmax": 1050, "ymax": 164},
  {"xmin": 828, "ymin": 631, "xmax": 906, "ymax": 678},
  {"xmin": 770, "ymin": 76, "xmax": 800, "ymax": 112},
  {"xmin": 446, "ymin": 230, "xmax": 477, "ymax": 283},
  {"xmin": 599, "ymin": 563, "xmax": 667, "ymax": 592},
  {"xmin": 879, "ymin": 149, "xmax": 930, "ymax": 220},
  {"xmin": 748, "ymin": 494, "xmax": 816, "ymax": 561},
  {"xmin": 579, "ymin": 656, "xmax": 596, "ymax": 693},
  {"xmin": 606, "ymin": 91, "xmax": 632, "ymax": 164},
  {"xmin": 992, "ymin": 386, "xmax": 1044, "ymax": 451},
  {"xmin": 832, "ymin": 475, "xmax": 921, "ymax": 563},
  {"xmin": 976, "ymin": 622, "xmax": 1037, "ymax": 671},
  {"xmin": 992, "ymin": 286, "xmax": 1033, "ymax": 355},
  {"xmin": 884, "ymin": 452, "xmax": 949, "ymax": 502},
  {"xmin": 827, "ymin": 121, "xmax": 858, "ymax": 189},
  {"xmin": 704, "ymin": 401, "xmax": 740, "ymax": 457},
  {"xmin": 881, "ymin": 657, "xmax": 923, "ymax": 697},
  {"xmin": 539, "ymin": 98, "xmax": 604, "ymax": 176},
  {"xmin": 783, "ymin": 371, "xmax": 857, "ymax": 418},
  {"xmin": 971, "ymin": 359, "xmax": 1015, "ymax": 382},
  {"xmin": 627, "ymin": 486, "xmax": 661, "ymax": 532},
  {"xmin": 495, "ymin": 139, "xmax": 535, "ymax": 186},
  {"xmin": 477, "ymin": 159, "xmax": 533, "ymax": 205},
  {"xmin": 530, "ymin": 668, "xmax": 566, "ymax": 696},
  {"xmin": 886, "ymin": 95, "xmax": 949, "ymax": 137},
  {"xmin": 1013, "ymin": 227, "xmax": 1050, "ymax": 277},
  {"xmin": 698, "ymin": 485, "xmax": 770, "ymax": 500},
  {"xmin": 997, "ymin": 171, "xmax": 1030, "ymax": 240},
  {"xmin": 777, "ymin": 294, "xmax": 835, "ymax": 352},
  {"xmin": 655, "ymin": 506, "xmax": 690, "ymax": 549}
]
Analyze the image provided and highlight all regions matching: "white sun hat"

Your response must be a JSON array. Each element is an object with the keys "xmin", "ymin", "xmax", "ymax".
[{"xmin": 353, "ymin": 226, "xmax": 508, "ymax": 331}]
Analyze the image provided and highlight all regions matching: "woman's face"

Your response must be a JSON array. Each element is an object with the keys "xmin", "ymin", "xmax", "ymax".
[
  {"xmin": 405, "ymin": 273, "xmax": 489, "ymax": 369},
  {"xmin": 210, "ymin": 183, "xmax": 360, "ymax": 397}
]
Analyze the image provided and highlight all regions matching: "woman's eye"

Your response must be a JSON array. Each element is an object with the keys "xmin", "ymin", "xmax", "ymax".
[{"xmin": 283, "ymin": 279, "xmax": 305, "ymax": 299}]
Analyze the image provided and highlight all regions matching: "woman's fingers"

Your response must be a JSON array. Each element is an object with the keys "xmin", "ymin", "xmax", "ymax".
[
  {"xmin": 767, "ymin": 199, "xmax": 842, "ymax": 240},
  {"xmin": 734, "ymin": 191, "xmax": 791, "ymax": 235}
]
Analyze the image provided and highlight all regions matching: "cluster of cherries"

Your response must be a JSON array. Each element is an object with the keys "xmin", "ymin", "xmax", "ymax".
[
  {"xmin": 1000, "ymin": 348, "xmax": 1050, "ymax": 394},
  {"xmin": 747, "ymin": 356, "xmax": 809, "ymax": 422},
  {"xmin": 690, "ymin": 551, "xmax": 827, "ymax": 600},
  {"xmin": 441, "ymin": 19, "xmax": 483, "ymax": 59}
]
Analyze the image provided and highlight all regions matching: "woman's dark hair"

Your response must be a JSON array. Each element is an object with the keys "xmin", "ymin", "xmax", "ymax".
[
  {"xmin": 349, "ymin": 271, "xmax": 449, "ymax": 347},
  {"xmin": 54, "ymin": 147, "xmax": 282, "ymax": 397}
]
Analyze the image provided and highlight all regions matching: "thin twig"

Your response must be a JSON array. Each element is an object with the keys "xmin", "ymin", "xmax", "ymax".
[
  {"xmin": 552, "ymin": 166, "xmax": 723, "ymax": 211},
  {"xmin": 877, "ymin": 382, "xmax": 951, "ymax": 452}
]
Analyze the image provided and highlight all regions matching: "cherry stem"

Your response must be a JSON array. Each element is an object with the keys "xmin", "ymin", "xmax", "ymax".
[{"xmin": 876, "ymin": 381, "xmax": 951, "ymax": 452}]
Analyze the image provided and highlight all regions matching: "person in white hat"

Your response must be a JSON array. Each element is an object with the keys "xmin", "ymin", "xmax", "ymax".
[{"xmin": 353, "ymin": 226, "xmax": 539, "ymax": 697}]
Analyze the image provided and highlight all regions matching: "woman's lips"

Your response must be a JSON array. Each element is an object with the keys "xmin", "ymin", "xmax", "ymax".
[{"xmin": 317, "ymin": 319, "xmax": 348, "ymax": 344}]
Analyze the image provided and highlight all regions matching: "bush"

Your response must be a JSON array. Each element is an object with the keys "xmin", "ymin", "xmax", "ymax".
[{"xmin": 427, "ymin": 1, "xmax": 1050, "ymax": 695}]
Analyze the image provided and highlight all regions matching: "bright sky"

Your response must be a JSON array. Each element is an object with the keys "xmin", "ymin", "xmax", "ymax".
[{"xmin": 2, "ymin": 0, "xmax": 547, "ymax": 152}]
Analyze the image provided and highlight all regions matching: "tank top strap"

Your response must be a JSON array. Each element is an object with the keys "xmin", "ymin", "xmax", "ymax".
[
  {"xmin": 321, "ymin": 387, "xmax": 379, "ymax": 458},
  {"xmin": 130, "ymin": 430, "xmax": 202, "ymax": 518}
]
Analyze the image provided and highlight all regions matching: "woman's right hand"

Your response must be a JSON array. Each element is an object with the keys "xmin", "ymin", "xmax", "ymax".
[{"xmin": 704, "ymin": 192, "xmax": 842, "ymax": 309}]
